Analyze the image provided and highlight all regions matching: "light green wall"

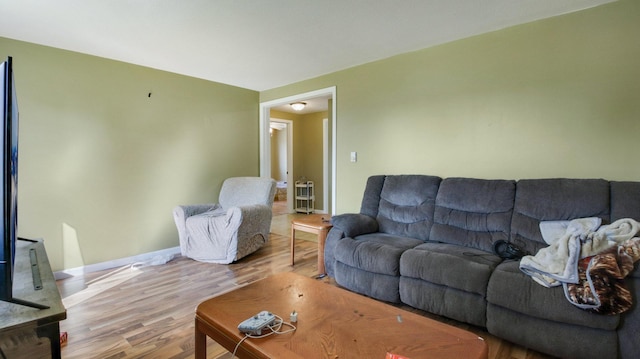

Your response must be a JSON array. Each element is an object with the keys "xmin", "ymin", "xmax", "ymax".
[
  {"xmin": 1, "ymin": 37, "xmax": 259, "ymax": 271},
  {"xmin": 261, "ymin": 0, "xmax": 640, "ymax": 213}
]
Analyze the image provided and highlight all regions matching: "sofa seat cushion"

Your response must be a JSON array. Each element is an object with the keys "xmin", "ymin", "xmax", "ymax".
[
  {"xmin": 487, "ymin": 261, "xmax": 619, "ymax": 330},
  {"xmin": 486, "ymin": 304, "xmax": 618, "ymax": 359},
  {"xmin": 334, "ymin": 233, "xmax": 424, "ymax": 276},
  {"xmin": 400, "ymin": 242, "xmax": 502, "ymax": 296},
  {"xmin": 335, "ymin": 262, "xmax": 402, "ymax": 303}
]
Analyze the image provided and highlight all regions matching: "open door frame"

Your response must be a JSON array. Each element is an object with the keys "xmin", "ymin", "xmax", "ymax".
[
  {"xmin": 269, "ymin": 118, "xmax": 294, "ymax": 212},
  {"xmin": 259, "ymin": 86, "xmax": 337, "ymax": 214}
]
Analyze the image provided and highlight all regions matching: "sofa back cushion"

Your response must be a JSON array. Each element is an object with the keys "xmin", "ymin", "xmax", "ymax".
[
  {"xmin": 373, "ymin": 175, "xmax": 441, "ymax": 241},
  {"xmin": 430, "ymin": 177, "xmax": 516, "ymax": 252},
  {"xmin": 610, "ymin": 181, "xmax": 640, "ymax": 222},
  {"xmin": 510, "ymin": 178, "xmax": 610, "ymax": 255}
]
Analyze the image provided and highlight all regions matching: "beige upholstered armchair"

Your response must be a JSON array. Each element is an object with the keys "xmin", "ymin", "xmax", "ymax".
[{"xmin": 173, "ymin": 177, "xmax": 277, "ymax": 264}]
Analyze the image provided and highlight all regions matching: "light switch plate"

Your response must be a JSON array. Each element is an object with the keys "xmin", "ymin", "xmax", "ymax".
[{"xmin": 350, "ymin": 151, "xmax": 357, "ymax": 162}]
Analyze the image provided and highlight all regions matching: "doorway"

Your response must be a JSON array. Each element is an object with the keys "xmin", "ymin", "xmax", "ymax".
[
  {"xmin": 269, "ymin": 119, "xmax": 293, "ymax": 214},
  {"xmin": 260, "ymin": 86, "xmax": 337, "ymax": 214}
]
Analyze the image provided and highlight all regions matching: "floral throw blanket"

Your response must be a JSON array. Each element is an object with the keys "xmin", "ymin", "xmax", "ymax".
[{"xmin": 563, "ymin": 237, "xmax": 640, "ymax": 315}]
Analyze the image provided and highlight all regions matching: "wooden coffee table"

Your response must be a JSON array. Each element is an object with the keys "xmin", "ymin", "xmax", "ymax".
[
  {"xmin": 195, "ymin": 272, "xmax": 487, "ymax": 359},
  {"xmin": 290, "ymin": 214, "xmax": 332, "ymax": 274}
]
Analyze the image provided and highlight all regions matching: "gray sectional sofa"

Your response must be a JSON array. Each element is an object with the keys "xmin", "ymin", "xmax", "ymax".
[{"xmin": 324, "ymin": 175, "xmax": 640, "ymax": 359}]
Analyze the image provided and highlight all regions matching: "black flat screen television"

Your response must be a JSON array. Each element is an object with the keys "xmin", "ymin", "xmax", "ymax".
[{"xmin": 1, "ymin": 56, "xmax": 47, "ymax": 309}]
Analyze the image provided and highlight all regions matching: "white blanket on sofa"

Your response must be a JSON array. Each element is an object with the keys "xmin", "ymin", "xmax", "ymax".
[{"xmin": 520, "ymin": 218, "xmax": 640, "ymax": 287}]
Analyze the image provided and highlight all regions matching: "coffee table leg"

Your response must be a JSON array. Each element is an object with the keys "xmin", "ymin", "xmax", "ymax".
[
  {"xmin": 290, "ymin": 226, "xmax": 296, "ymax": 266},
  {"xmin": 195, "ymin": 319, "xmax": 206, "ymax": 359}
]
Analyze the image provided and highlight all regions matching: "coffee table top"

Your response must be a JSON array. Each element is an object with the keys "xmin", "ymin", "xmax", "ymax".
[{"xmin": 196, "ymin": 272, "xmax": 487, "ymax": 359}]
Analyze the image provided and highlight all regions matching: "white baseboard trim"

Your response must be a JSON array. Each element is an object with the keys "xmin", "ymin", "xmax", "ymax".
[{"xmin": 54, "ymin": 246, "xmax": 182, "ymax": 280}]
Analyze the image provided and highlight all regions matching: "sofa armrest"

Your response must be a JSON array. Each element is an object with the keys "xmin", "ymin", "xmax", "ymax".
[
  {"xmin": 331, "ymin": 213, "xmax": 378, "ymax": 238},
  {"xmin": 324, "ymin": 214, "xmax": 378, "ymax": 278}
]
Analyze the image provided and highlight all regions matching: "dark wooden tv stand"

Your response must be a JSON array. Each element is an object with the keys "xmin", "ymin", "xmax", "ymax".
[{"xmin": 0, "ymin": 239, "xmax": 66, "ymax": 358}]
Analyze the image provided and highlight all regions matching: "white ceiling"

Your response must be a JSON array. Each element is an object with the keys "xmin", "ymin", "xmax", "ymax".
[{"xmin": 0, "ymin": 0, "xmax": 615, "ymax": 92}]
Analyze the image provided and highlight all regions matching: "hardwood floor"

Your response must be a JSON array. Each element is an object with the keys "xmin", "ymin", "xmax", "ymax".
[{"xmin": 56, "ymin": 210, "xmax": 555, "ymax": 359}]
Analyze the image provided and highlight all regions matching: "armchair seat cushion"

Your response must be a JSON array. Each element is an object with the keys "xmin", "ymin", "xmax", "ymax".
[{"xmin": 189, "ymin": 207, "xmax": 226, "ymax": 221}]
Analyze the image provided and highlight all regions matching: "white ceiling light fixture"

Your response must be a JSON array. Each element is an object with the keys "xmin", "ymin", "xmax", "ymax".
[{"xmin": 290, "ymin": 102, "xmax": 307, "ymax": 111}]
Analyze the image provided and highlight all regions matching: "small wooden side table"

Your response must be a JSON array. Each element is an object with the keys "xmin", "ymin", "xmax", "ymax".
[{"xmin": 290, "ymin": 214, "xmax": 332, "ymax": 274}]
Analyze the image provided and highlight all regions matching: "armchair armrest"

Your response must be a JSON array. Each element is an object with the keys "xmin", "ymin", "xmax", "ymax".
[
  {"xmin": 233, "ymin": 204, "xmax": 273, "ymax": 235},
  {"xmin": 173, "ymin": 203, "xmax": 220, "ymax": 255},
  {"xmin": 331, "ymin": 213, "xmax": 378, "ymax": 238},
  {"xmin": 223, "ymin": 204, "xmax": 273, "ymax": 261},
  {"xmin": 235, "ymin": 203, "xmax": 273, "ymax": 218},
  {"xmin": 174, "ymin": 203, "xmax": 220, "ymax": 219}
]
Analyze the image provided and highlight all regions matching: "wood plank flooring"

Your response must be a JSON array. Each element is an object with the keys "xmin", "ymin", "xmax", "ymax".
[{"xmin": 55, "ymin": 210, "xmax": 555, "ymax": 359}]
